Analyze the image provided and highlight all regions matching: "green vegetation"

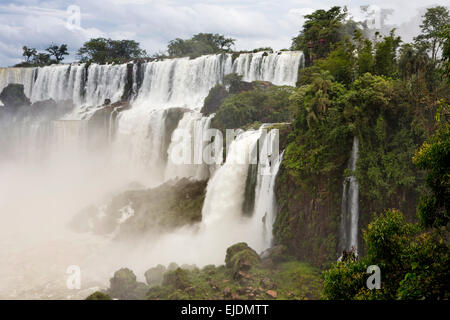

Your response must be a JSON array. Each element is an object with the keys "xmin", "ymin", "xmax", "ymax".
[
  {"xmin": 322, "ymin": 209, "xmax": 449, "ymax": 299},
  {"xmin": 77, "ymin": 38, "xmax": 147, "ymax": 64},
  {"xmin": 413, "ymin": 125, "xmax": 449, "ymax": 228},
  {"xmin": 211, "ymin": 83, "xmax": 296, "ymax": 132},
  {"xmin": 167, "ymin": 33, "xmax": 235, "ymax": 58},
  {"xmin": 98, "ymin": 243, "xmax": 321, "ymax": 300},
  {"xmin": 291, "ymin": 6, "xmax": 358, "ymax": 66}
]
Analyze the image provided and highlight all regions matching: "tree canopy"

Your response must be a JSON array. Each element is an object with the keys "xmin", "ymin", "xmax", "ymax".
[
  {"xmin": 167, "ymin": 33, "xmax": 235, "ymax": 58},
  {"xmin": 77, "ymin": 38, "xmax": 147, "ymax": 64}
]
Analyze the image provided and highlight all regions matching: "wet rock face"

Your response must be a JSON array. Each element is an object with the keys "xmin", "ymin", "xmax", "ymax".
[
  {"xmin": 69, "ymin": 178, "xmax": 207, "ymax": 239},
  {"xmin": 0, "ymin": 84, "xmax": 30, "ymax": 111},
  {"xmin": 201, "ymin": 84, "xmax": 228, "ymax": 116}
]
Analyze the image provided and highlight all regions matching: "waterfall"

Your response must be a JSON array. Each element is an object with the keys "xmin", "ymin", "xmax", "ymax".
[
  {"xmin": 51, "ymin": 120, "xmax": 89, "ymax": 156},
  {"xmin": 202, "ymin": 129, "xmax": 261, "ymax": 226},
  {"xmin": 340, "ymin": 136, "xmax": 360, "ymax": 255}
]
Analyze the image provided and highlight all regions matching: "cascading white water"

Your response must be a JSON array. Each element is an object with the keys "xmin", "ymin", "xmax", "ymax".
[
  {"xmin": 339, "ymin": 136, "xmax": 360, "ymax": 254},
  {"xmin": 202, "ymin": 129, "xmax": 261, "ymax": 226},
  {"xmin": 134, "ymin": 55, "xmax": 232, "ymax": 108}
]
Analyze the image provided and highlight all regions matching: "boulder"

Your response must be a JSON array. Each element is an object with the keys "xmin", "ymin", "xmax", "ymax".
[
  {"xmin": 260, "ymin": 245, "xmax": 289, "ymax": 265},
  {"xmin": 0, "ymin": 84, "xmax": 30, "ymax": 111},
  {"xmin": 225, "ymin": 243, "xmax": 260, "ymax": 278},
  {"xmin": 85, "ymin": 291, "xmax": 112, "ymax": 300}
]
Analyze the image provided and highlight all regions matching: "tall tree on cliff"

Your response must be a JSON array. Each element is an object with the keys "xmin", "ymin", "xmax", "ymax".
[{"xmin": 291, "ymin": 6, "xmax": 348, "ymax": 66}]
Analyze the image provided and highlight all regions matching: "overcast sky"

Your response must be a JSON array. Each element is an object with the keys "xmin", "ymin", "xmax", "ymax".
[{"xmin": 0, "ymin": 0, "xmax": 447, "ymax": 67}]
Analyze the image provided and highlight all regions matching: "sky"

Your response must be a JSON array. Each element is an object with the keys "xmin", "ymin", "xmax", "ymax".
[{"xmin": 0, "ymin": 0, "xmax": 447, "ymax": 67}]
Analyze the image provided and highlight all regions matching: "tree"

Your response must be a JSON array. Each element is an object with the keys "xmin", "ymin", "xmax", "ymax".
[
  {"xmin": 316, "ymin": 38, "xmax": 356, "ymax": 85},
  {"xmin": 22, "ymin": 46, "xmax": 37, "ymax": 62},
  {"xmin": 441, "ymin": 25, "xmax": 450, "ymax": 82},
  {"xmin": 78, "ymin": 38, "xmax": 147, "ymax": 64},
  {"xmin": 413, "ymin": 124, "xmax": 450, "ymax": 228},
  {"xmin": 223, "ymin": 73, "xmax": 243, "ymax": 94},
  {"xmin": 414, "ymin": 6, "xmax": 450, "ymax": 63},
  {"xmin": 354, "ymin": 29, "xmax": 374, "ymax": 75},
  {"xmin": 323, "ymin": 209, "xmax": 449, "ymax": 300},
  {"xmin": 46, "ymin": 43, "xmax": 69, "ymax": 63},
  {"xmin": 374, "ymin": 29, "xmax": 402, "ymax": 77},
  {"xmin": 33, "ymin": 53, "xmax": 51, "ymax": 65}
]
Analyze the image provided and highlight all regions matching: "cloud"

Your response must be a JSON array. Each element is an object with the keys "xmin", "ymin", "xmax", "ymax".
[{"xmin": 0, "ymin": 0, "xmax": 446, "ymax": 67}]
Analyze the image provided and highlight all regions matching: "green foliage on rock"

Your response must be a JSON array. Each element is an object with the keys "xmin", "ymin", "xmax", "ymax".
[
  {"xmin": 86, "ymin": 291, "xmax": 112, "ymax": 300},
  {"xmin": 162, "ymin": 268, "xmax": 192, "ymax": 290},
  {"xmin": 413, "ymin": 124, "xmax": 450, "ymax": 227},
  {"xmin": 167, "ymin": 33, "xmax": 235, "ymax": 58},
  {"xmin": 77, "ymin": 38, "xmax": 147, "ymax": 64},
  {"xmin": 291, "ymin": 6, "xmax": 348, "ymax": 66},
  {"xmin": 201, "ymin": 84, "xmax": 229, "ymax": 115},
  {"xmin": 108, "ymin": 268, "xmax": 148, "ymax": 300},
  {"xmin": 69, "ymin": 178, "xmax": 207, "ymax": 237},
  {"xmin": 225, "ymin": 243, "xmax": 260, "ymax": 277},
  {"xmin": 211, "ymin": 85, "xmax": 295, "ymax": 131},
  {"xmin": 143, "ymin": 243, "xmax": 321, "ymax": 300}
]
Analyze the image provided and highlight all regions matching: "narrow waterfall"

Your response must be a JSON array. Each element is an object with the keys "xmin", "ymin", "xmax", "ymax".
[
  {"xmin": 340, "ymin": 136, "xmax": 360, "ymax": 255},
  {"xmin": 252, "ymin": 129, "xmax": 284, "ymax": 250}
]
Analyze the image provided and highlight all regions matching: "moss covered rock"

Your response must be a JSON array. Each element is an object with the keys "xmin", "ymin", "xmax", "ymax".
[
  {"xmin": 225, "ymin": 242, "xmax": 260, "ymax": 277},
  {"xmin": 0, "ymin": 84, "xmax": 30, "ymax": 111},
  {"xmin": 69, "ymin": 178, "xmax": 207, "ymax": 238},
  {"xmin": 85, "ymin": 291, "xmax": 112, "ymax": 300},
  {"xmin": 162, "ymin": 268, "xmax": 192, "ymax": 290},
  {"xmin": 144, "ymin": 265, "xmax": 166, "ymax": 287}
]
